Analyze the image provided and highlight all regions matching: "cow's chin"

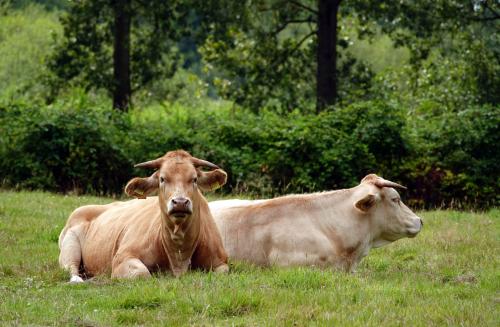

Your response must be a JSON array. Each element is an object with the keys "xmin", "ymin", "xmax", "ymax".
[
  {"xmin": 379, "ymin": 231, "xmax": 404, "ymax": 243},
  {"xmin": 406, "ymin": 229, "xmax": 420, "ymax": 238}
]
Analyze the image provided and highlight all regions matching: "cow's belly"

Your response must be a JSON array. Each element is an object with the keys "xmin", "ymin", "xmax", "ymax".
[
  {"xmin": 223, "ymin": 232, "xmax": 270, "ymax": 266},
  {"xmin": 81, "ymin": 238, "xmax": 115, "ymax": 276},
  {"xmin": 267, "ymin": 234, "xmax": 337, "ymax": 268},
  {"xmin": 224, "ymin": 226, "xmax": 338, "ymax": 268},
  {"xmin": 268, "ymin": 248, "xmax": 335, "ymax": 268},
  {"xmin": 81, "ymin": 222, "xmax": 121, "ymax": 275}
]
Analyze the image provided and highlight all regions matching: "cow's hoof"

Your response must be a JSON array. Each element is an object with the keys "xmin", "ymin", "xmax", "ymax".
[
  {"xmin": 214, "ymin": 264, "xmax": 229, "ymax": 273},
  {"xmin": 69, "ymin": 275, "xmax": 84, "ymax": 284}
]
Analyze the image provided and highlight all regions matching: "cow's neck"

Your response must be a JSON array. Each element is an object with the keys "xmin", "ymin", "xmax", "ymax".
[
  {"xmin": 159, "ymin": 205, "xmax": 201, "ymax": 277},
  {"xmin": 311, "ymin": 189, "xmax": 356, "ymax": 226},
  {"xmin": 313, "ymin": 189, "xmax": 373, "ymax": 267}
]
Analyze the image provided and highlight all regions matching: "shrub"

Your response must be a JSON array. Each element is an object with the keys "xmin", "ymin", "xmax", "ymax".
[
  {"xmin": 0, "ymin": 102, "xmax": 132, "ymax": 194},
  {"xmin": 0, "ymin": 98, "xmax": 497, "ymax": 209},
  {"xmin": 127, "ymin": 101, "xmax": 405, "ymax": 196},
  {"xmin": 402, "ymin": 105, "xmax": 500, "ymax": 209}
]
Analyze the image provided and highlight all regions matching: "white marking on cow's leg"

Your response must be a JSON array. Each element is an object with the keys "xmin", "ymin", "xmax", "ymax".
[
  {"xmin": 112, "ymin": 258, "xmax": 151, "ymax": 279},
  {"xmin": 59, "ymin": 227, "xmax": 84, "ymax": 282},
  {"xmin": 213, "ymin": 264, "xmax": 229, "ymax": 273},
  {"xmin": 70, "ymin": 275, "xmax": 84, "ymax": 283}
]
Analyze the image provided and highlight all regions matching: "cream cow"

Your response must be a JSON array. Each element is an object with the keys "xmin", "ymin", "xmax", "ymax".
[{"xmin": 210, "ymin": 174, "xmax": 422, "ymax": 272}]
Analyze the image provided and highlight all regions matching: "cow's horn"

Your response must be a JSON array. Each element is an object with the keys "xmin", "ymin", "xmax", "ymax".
[
  {"xmin": 134, "ymin": 158, "xmax": 163, "ymax": 169},
  {"xmin": 374, "ymin": 179, "xmax": 407, "ymax": 190},
  {"xmin": 190, "ymin": 157, "xmax": 220, "ymax": 170}
]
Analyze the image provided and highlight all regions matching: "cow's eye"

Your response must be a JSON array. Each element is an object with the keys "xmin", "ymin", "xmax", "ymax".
[
  {"xmin": 160, "ymin": 177, "xmax": 165, "ymax": 183},
  {"xmin": 392, "ymin": 198, "xmax": 400, "ymax": 204}
]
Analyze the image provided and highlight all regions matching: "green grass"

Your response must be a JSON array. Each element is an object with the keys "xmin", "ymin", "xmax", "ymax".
[{"xmin": 0, "ymin": 190, "xmax": 498, "ymax": 326}]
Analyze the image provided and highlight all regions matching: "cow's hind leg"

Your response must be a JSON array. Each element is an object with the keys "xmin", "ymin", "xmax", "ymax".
[
  {"xmin": 59, "ymin": 227, "xmax": 84, "ymax": 283},
  {"xmin": 112, "ymin": 257, "xmax": 151, "ymax": 279}
]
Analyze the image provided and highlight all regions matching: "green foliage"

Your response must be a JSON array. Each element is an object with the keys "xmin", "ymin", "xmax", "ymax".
[
  {"xmin": 201, "ymin": 0, "xmax": 499, "ymax": 112},
  {"xmin": 403, "ymin": 105, "xmax": 500, "ymax": 209},
  {"xmin": 47, "ymin": 0, "xmax": 189, "ymax": 102},
  {"xmin": 0, "ymin": 4, "xmax": 61, "ymax": 101},
  {"xmin": 374, "ymin": 32, "xmax": 500, "ymax": 112},
  {"xmin": 201, "ymin": 25, "xmax": 318, "ymax": 113},
  {"xmin": 0, "ymin": 99, "xmax": 132, "ymax": 194},
  {"xmin": 123, "ymin": 100, "xmax": 407, "ymax": 195},
  {"xmin": 2, "ymin": 97, "xmax": 496, "ymax": 208},
  {"xmin": 0, "ymin": 3, "xmax": 498, "ymax": 209},
  {"xmin": 200, "ymin": 1, "xmax": 380, "ymax": 112},
  {"xmin": 351, "ymin": 0, "xmax": 499, "ymax": 65},
  {"xmin": 10, "ymin": 0, "xmax": 68, "ymax": 10}
]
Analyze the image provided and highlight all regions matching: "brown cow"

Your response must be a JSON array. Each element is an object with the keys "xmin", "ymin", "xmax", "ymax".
[
  {"xmin": 209, "ymin": 174, "xmax": 423, "ymax": 272},
  {"xmin": 58, "ymin": 150, "xmax": 228, "ymax": 283}
]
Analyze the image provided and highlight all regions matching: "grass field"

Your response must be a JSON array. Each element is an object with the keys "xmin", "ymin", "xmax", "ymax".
[{"xmin": 0, "ymin": 190, "xmax": 498, "ymax": 326}]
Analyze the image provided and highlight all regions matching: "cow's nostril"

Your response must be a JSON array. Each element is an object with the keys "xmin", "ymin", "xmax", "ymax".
[
  {"xmin": 170, "ymin": 197, "xmax": 192, "ymax": 215},
  {"xmin": 172, "ymin": 198, "xmax": 188, "ymax": 206},
  {"xmin": 420, "ymin": 218, "xmax": 424, "ymax": 227}
]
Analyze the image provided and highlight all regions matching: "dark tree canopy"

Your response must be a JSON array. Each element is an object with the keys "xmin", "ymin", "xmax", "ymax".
[
  {"xmin": 200, "ymin": 0, "xmax": 499, "ymax": 112},
  {"xmin": 46, "ymin": 0, "xmax": 499, "ymax": 111},
  {"xmin": 48, "ymin": 0, "xmax": 191, "ymax": 110}
]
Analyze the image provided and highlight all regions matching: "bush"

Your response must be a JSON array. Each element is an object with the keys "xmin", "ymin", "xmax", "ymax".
[
  {"xmin": 125, "ymin": 100, "xmax": 406, "ymax": 196},
  {"xmin": 0, "ymin": 98, "xmax": 497, "ymax": 209},
  {"xmin": 0, "ymin": 102, "xmax": 132, "ymax": 194},
  {"xmin": 402, "ymin": 105, "xmax": 500, "ymax": 209}
]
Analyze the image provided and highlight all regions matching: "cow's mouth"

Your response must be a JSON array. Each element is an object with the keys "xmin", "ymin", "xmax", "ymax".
[
  {"xmin": 168, "ymin": 210, "xmax": 192, "ymax": 219},
  {"xmin": 407, "ymin": 229, "xmax": 420, "ymax": 238}
]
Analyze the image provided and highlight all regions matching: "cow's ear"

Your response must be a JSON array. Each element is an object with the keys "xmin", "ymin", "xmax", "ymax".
[
  {"xmin": 355, "ymin": 194, "xmax": 377, "ymax": 212},
  {"xmin": 125, "ymin": 173, "xmax": 159, "ymax": 199},
  {"xmin": 197, "ymin": 169, "xmax": 227, "ymax": 192}
]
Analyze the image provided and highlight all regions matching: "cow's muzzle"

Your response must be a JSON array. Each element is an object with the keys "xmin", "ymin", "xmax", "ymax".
[
  {"xmin": 167, "ymin": 197, "xmax": 193, "ymax": 218},
  {"xmin": 407, "ymin": 218, "xmax": 423, "ymax": 238}
]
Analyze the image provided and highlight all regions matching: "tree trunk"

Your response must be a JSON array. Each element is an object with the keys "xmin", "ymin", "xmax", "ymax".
[
  {"xmin": 316, "ymin": 0, "xmax": 341, "ymax": 112},
  {"xmin": 112, "ymin": 0, "xmax": 132, "ymax": 111}
]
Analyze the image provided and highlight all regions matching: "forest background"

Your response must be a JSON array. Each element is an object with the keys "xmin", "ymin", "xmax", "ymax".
[{"xmin": 0, "ymin": 0, "xmax": 498, "ymax": 209}]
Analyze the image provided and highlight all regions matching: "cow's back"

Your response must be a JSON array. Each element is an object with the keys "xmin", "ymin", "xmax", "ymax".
[{"xmin": 58, "ymin": 201, "xmax": 123, "ymax": 249}]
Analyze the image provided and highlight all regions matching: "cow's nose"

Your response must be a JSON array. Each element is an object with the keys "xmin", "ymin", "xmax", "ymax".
[
  {"xmin": 172, "ymin": 197, "xmax": 189, "ymax": 206},
  {"xmin": 169, "ymin": 197, "xmax": 192, "ymax": 217}
]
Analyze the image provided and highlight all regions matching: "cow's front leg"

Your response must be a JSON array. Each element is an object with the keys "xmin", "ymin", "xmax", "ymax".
[
  {"xmin": 191, "ymin": 241, "xmax": 229, "ymax": 273},
  {"xmin": 112, "ymin": 257, "xmax": 151, "ymax": 279}
]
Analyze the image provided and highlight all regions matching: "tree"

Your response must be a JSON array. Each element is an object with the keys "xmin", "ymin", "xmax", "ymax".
[
  {"xmin": 201, "ymin": 0, "xmax": 499, "ymax": 112},
  {"xmin": 201, "ymin": 0, "xmax": 347, "ymax": 112},
  {"xmin": 112, "ymin": 0, "xmax": 132, "ymax": 110},
  {"xmin": 48, "ymin": 0, "xmax": 188, "ymax": 111},
  {"xmin": 316, "ymin": 0, "xmax": 341, "ymax": 110}
]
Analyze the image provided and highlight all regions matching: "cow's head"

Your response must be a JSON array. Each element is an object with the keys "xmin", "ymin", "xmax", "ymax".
[
  {"xmin": 125, "ymin": 150, "xmax": 227, "ymax": 223},
  {"xmin": 354, "ymin": 174, "xmax": 422, "ymax": 247}
]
